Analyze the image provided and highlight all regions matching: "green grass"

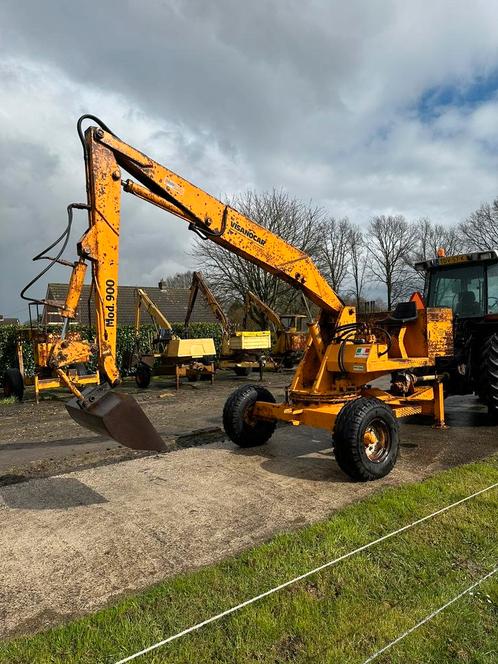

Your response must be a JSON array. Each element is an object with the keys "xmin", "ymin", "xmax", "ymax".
[
  {"xmin": 0, "ymin": 396, "xmax": 16, "ymax": 405},
  {"xmin": 2, "ymin": 458, "xmax": 498, "ymax": 664}
]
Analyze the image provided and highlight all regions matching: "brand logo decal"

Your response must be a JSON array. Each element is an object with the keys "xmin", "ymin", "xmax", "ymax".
[{"xmin": 230, "ymin": 220, "xmax": 267, "ymax": 246}]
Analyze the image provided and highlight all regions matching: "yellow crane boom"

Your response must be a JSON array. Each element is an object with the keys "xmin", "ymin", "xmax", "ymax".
[
  {"xmin": 243, "ymin": 290, "xmax": 285, "ymax": 331},
  {"xmin": 184, "ymin": 271, "xmax": 231, "ymax": 335},
  {"xmin": 134, "ymin": 288, "xmax": 173, "ymax": 333}
]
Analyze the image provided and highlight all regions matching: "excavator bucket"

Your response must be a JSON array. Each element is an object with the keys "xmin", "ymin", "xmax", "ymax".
[{"xmin": 65, "ymin": 384, "xmax": 166, "ymax": 452}]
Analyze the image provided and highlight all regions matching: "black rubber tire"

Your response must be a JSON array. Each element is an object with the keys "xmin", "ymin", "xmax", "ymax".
[
  {"xmin": 187, "ymin": 373, "xmax": 199, "ymax": 382},
  {"xmin": 476, "ymin": 336, "xmax": 493, "ymax": 402},
  {"xmin": 333, "ymin": 397, "xmax": 399, "ymax": 481},
  {"xmin": 3, "ymin": 368, "xmax": 24, "ymax": 400},
  {"xmin": 223, "ymin": 384, "xmax": 276, "ymax": 448},
  {"xmin": 487, "ymin": 334, "xmax": 498, "ymax": 420},
  {"xmin": 135, "ymin": 364, "xmax": 152, "ymax": 389},
  {"xmin": 282, "ymin": 356, "xmax": 295, "ymax": 369},
  {"xmin": 234, "ymin": 367, "xmax": 251, "ymax": 377}
]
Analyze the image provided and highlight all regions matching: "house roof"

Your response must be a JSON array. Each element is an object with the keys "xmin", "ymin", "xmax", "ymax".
[
  {"xmin": 44, "ymin": 284, "xmax": 218, "ymax": 326},
  {"xmin": 0, "ymin": 316, "xmax": 20, "ymax": 326}
]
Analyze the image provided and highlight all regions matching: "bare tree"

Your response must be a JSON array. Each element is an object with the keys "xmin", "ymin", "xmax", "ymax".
[
  {"xmin": 408, "ymin": 217, "xmax": 464, "ymax": 289},
  {"xmin": 320, "ymin": 217, "xmax": 353, "ymax": 293},
  {"xmin": 346, "ymin": 224, "xmax": 367, "ymax": 309},
  {"xmin": 193, "ymin": 189, "xmax": 324, "ymax": 327},
  {"xmin": 412, "ymin": 217, "xmax": 463, "ymax": 261},
  {"xmin": 367, "ymin": 215, "xmax": 417, "ymax": 310},
  {"xmin": 458, "ymin": 198, "xmax": 498, "ymax": 250},
  {"xmin": 159, "ymin": 271, "xmax": 194, "ymax": 288}
]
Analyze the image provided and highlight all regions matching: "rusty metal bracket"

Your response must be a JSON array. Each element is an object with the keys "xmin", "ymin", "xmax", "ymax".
[{"xmin": 188, "ymin": 205, "xmax": 228, "ymax": 239}]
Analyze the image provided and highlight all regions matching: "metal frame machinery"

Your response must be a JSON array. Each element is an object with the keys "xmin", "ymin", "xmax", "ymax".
[
  {"xmin": 133, "ymin": 288, "xmax": 216, "ymax": 390},
  {"xmin": 243, "ymin": 290, "xmax": 307, "ymax": 369},
  {"xmin": 416, "ymin": 249, "xmax": 498, "ymax": 415},
  {"xmin": 2, "ymin": 303, "xmax": 99, "ymax": 403},
  {"xmin": 184, "ymin": 271, "xmax": 272, "ymax": 378},
  {"xmin": 20, "ymin": 115, "xmax": 467, "ymax": 479}
]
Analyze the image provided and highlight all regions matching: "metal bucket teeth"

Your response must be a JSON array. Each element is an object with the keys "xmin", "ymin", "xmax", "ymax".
[{"xmin": 66, "ymin": 384, "xmax": 166, "ymax": 452}]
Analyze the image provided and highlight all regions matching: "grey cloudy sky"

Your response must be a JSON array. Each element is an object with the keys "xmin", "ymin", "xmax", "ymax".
[{"xmin": 1, "ymin": 1, "xmax": 498, "ymax": 317}]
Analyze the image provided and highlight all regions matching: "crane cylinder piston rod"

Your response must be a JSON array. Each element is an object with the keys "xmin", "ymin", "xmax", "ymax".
[{"xmin": 25, "ymin": 115, "xmax": 459, "ymax": 479}]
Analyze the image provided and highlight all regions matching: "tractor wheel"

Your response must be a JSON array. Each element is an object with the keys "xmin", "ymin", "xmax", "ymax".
[
  {"xmin": 476, "ymin": 336, "xmax": 493, "ymax": 402},
  {"xmin": 223, "ymin": 384, "xmax": 276, "ymax": 448},
  {"xmin": 234, "ymin": 367, "xmax": 251, "ymax": 377},
  {"xmin": 333, "ymin": 397, "xmax": 399, "ymax": 481},
  {"xmin": 187, "ymin": 373, "xmax": 199, "ymax": 382},
  {"xmin": 487, "ymin": 334, "xmax": 498, "ymax": 420},
  {"xmin": 3, "ymin": 368, "xmax": 24, "ymax": 400},
  {"xmin": 135, "ymin": 364, "xmax": 152, "ymax": 389}
]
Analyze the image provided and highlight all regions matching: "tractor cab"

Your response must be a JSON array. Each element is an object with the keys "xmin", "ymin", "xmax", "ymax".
[
  {"xmin": 416, "ymin": 250, "xmax": 498, "ymax": 320},
  {"xmin": 415, "ymin": 249, "xmax": 498, "ymax": 404}
]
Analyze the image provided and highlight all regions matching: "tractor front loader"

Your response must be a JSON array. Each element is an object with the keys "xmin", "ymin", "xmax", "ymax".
[{"xmin": 19, "ymin": 114, "xmax": 482, "ymax": 480}]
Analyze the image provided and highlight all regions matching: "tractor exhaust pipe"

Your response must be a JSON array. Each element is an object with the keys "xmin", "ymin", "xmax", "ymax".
[{"xmin": 65, "ymin": 383, "xmax": 166, "ymax": 452}]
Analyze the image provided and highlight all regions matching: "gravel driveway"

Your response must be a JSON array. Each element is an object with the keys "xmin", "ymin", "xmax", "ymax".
[{"xmin": 0, "ymin": 375, "xmax": 496, "ymax": 639}]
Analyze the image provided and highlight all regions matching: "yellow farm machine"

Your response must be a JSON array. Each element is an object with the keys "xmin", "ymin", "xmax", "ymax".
[
  {"xmin": 243, "ymin": 290, "xmax": 308, "ymax": 369},
  {"xmin": 18, "ymin": 114, "xmax": 497, "ymax": 480},
  {"xmin": 132, "ymin": 287, "xmax": 216, "ymax": 389},
  {"xmin": 3, "ymin": 304, "xmax": 99, "ymax": 402},
  {"xmin": 185, "ymin": 271, "xmax": 272, "ymax": 377}
]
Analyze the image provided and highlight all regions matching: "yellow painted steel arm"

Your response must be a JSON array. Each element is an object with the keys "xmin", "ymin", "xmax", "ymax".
[
  {"xmin": 135, "ymin": 288, "xmax": 173, "ymax": 332},
  {"xmin": 185, "ymin": 271, "xmax": 231, "ymax": 332},
  {"xmin": 74, "ymin": 128, "xmax": 122, "ymax": 384},
  {"xmin": 244, "ymin": 290, "xmax": 284, "ymax": 331},
  {"xmin": 91, "ymin": 127, "xmax": 343, "ymax": 314},
  {"xmin": 64, "ymin": 121, "xmax": 343, "ymax": 386}
]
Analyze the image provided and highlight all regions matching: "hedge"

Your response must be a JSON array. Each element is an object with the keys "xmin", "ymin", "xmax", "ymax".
[{"xmin": 0, "ymin": 323, "xmax": 223, "ymax": 380}]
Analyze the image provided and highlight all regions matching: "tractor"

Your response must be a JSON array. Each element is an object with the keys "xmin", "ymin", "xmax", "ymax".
[{"xmin": 416, "ymin": 249, "xmax": 498, "ymax": 416}]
